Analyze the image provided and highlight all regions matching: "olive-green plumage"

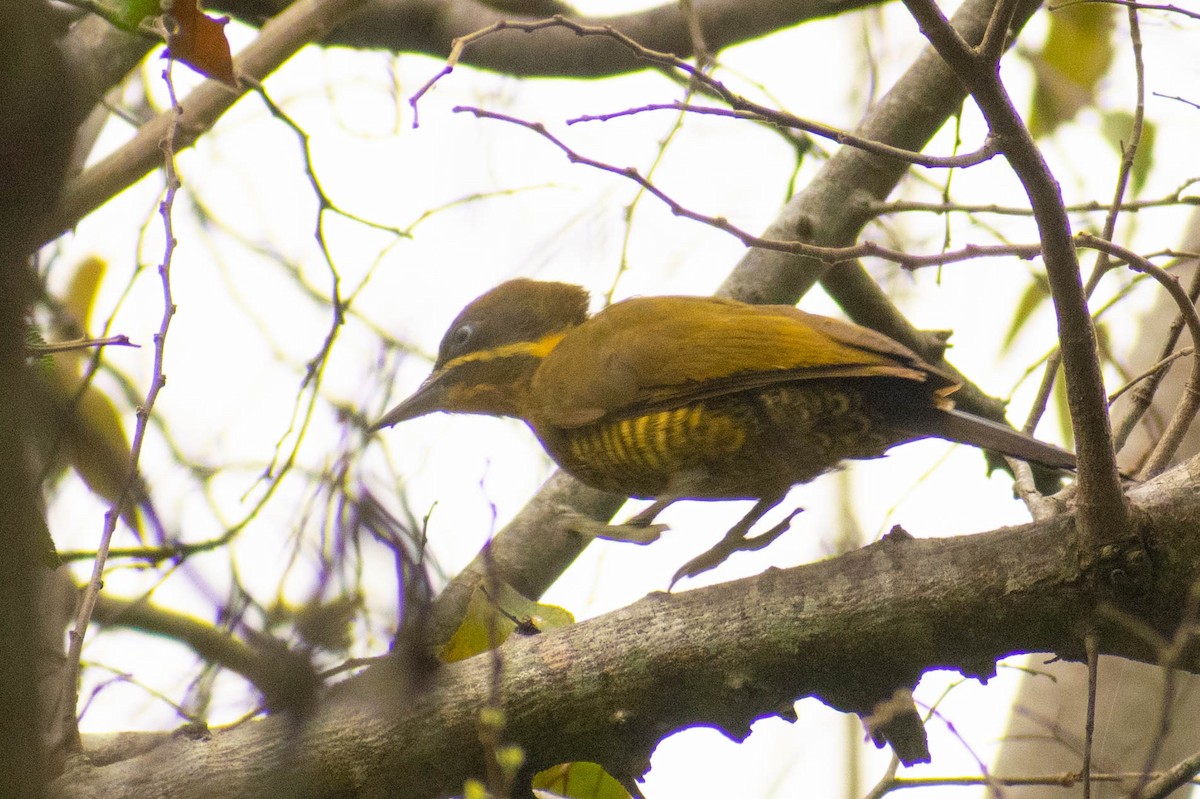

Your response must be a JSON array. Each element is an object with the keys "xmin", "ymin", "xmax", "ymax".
[{"xmin": 372, "ymin": 279, "xmax": 1075, "ymax": 580}]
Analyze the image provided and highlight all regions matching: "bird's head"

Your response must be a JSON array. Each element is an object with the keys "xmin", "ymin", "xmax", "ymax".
[{"xmin": 370, "ymin": 279, "xmax": 590, "ymax": 429}]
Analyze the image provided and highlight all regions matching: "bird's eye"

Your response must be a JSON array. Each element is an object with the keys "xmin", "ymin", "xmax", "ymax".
[{"xmin": 450, "ymin": 323, "xmax": 474, "ymax": 350}]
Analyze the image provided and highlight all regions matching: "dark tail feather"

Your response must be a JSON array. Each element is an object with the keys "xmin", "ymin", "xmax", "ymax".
[{"xmin": 916, "ymin": 408, "xmax": 1077, "ymax": 471}]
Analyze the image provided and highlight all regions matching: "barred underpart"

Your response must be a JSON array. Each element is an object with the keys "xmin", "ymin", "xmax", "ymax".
[{"xmin": 538, "ymin": 378, "xmax": 915, "ymax": 500}]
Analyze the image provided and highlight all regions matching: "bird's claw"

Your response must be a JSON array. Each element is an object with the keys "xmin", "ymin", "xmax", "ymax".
[
  {"xmin": 564, "ymin": 513, "xmax": 668, "ymax": 545},
  {"xmin": 669, "ymin": 507, "xmax": 802, "ymax": 588},
  {"xmin": 593, "ymin": 521, "xmax": 668, "ymax": 544}
]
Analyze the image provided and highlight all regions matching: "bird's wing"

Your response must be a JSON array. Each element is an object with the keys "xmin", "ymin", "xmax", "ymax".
[{"xmin": 532, "ymin": 295, "xmax": 959, "ymax": 428}]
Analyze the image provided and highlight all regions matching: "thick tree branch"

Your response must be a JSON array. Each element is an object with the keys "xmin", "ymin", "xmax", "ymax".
[
  {"xmin": 215, "ymin": 0, "xmax": 882, "ymax": 76},
  {"xmin": 51, "ymin": 462, "xmax": 1200, "ymax": 799},
  {"xmin": 0, "ymin": 3, "xmax": 78, "ymax": 792}
]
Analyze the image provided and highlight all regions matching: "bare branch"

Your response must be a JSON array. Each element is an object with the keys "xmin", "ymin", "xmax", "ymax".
[
  {"xmin": 44, "ymin": 0, "xmax": 369, "ymax": 245},
  {"xmin": 901, "ymin": 0, "xmax": 1129, "ymax": 549},
  {"xmin": 1077, "ymin": 234, "xmax": 1200, "ymax": 478},
  {"xmin": 1048, "ymin": 0, "xmax": 1200, "ymax": 21},
  {"xmin": 62, "ymin": 57, "xmax": 185, "ymax": 756},
  {"xmin": 568, "ymin": 101, "xmax": 1001, "ymax": 169},
  {"xmin": 28, "ymin": 335, "xmax": 137, "ymax": 355},
  {"xmin": 456, "ymin": 105, "xmax": 1043, "ymax": 268}
]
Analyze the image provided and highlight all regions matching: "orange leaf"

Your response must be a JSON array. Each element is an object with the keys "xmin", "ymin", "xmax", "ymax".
[{"xmin": 164, "ymin": 0, "xmax": 236, "ymax": 87}]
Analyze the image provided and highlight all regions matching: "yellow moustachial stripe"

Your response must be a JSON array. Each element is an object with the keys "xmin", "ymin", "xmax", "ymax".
[{"xmin": 441, "ymin": 332, "xmax": 566, "ymax": 372}]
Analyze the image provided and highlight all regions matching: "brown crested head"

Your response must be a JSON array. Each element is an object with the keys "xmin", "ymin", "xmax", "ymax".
[
  {"xmin": 370, "ymin": 279, "xmax": 590, "ymax": 429},
  {"xmin": 432, "ymin": 278, "xmax": 589, "ymax": 370}
]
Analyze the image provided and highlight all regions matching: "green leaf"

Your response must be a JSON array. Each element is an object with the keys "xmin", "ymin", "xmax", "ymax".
[
  {"xmin": 463, "ymin": 779, "xmax": 488, "ymax": 799},
  {"xmin": 1027, "ymin": 3, "xmax": 1117, "ymax": 138},
  {"xmin": 438, "ymin": 580, "xmax": 574, "ymax": 663},
  {"xmin": 93, "ymin": 0, "xmax": 162, "ymax": 32},
  {"xmin": 532, "ymin": 762, "xmax": 633, "ymax": 799},
  {"xmin": 1053, "ymin": 362, "xmax": 1073, "ymax": 449},
  {"xmin": 1101, "ymin": 111, "xmax": 1156, "ymax": 195},
  {"xmin": 124, "ymin": 0, "xmax": 161, "ymax": 27},
  {"xmin": 1001, "ymin": 273, "xmax": 1051, "ymax": 354},
  {"xmin": 39, "ymin": 357, "xmax": 144, "ymax": 539}
]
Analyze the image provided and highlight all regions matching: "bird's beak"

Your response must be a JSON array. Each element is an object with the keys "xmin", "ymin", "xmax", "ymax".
[{"xmin": 369, "ymin": 371, "xmax": 449, "ymax": 432}]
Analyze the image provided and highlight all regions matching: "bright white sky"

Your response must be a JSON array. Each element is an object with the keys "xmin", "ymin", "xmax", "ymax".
[{"xmin": 47, "ymin": 3, "xmax": 1200, "ymax": 797}]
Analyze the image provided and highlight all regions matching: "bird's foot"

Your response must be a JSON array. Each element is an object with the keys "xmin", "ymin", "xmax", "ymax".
[
  {"xmin": 670, "ymin": 505, "xmax": 802, "ymax": 588},
  {"xmin": 564, "ymin": 513, "xmax": 667, "ymax": 545}
]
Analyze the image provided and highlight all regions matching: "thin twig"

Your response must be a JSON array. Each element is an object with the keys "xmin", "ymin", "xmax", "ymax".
[
  {"xmin": 872, "ymin": 185, "xmax": 1200, "ymax": 218},
  {"xmin": 869, "ymin": 771, "xmax": 1200, "ymax": 793},
  {"xmin": 1048, "ymin": 0, "xmax": 1200, "ymax": 21},
  {"xmin": 1109, "ymin": 347, "xmax": 1195, "ymax": 404},
  {"xmin": 862, "ymin": 757, "xmax": 901, "ymax": 799},
  {"xmin": 606, "ymin": 91, "xmax": 696, "ymax": 303},
  {"xmin": 978, "ymin": 0, "xmax": 1021, "ymax": 62},
  {"xmin": 1078, "ymin": 235, "xmax": 1200, "ymax": 475},
  {"xmin": 678, "ymin": 0, "xmax": 713, "ymax": 69},
  {"xmin": 1082, "ymin": 633, "xmax": 1098, "ymax": 799},
  {"xmin": 456, "ymin": 104, "xmax": 1039, "ymax": 267},
  {"xmin": 1092, "ymin": 1, "xmax": 1147, "ymax": 283},
  {"xmin": 416, "ymin": 15, "xmax": 999, "ymax": 169},
  {"xmin": 28, "ymin": 335, "xmax": 137, "ymax": 355},
  {"xmin": 1110, "ymin": 259, "xmax": 1200, "ymax": 455},
  {"xmin": 567, "ymin": 101, "xmax": 1001, "ymax": 169},
  {"xmin": 61, "ymin": 57, "xmax": 182, "ymax": 755},
  {"xmin": 1154, "ymin": 92, "xmax": 1200, "ymax": 110}
]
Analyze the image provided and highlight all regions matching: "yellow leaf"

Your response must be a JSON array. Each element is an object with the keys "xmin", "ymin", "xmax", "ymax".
[
  {"xmin": 439, "ymin": 580, "xmax": 574, "ymax": 663},
  {"xmin": 532, "ymin": 762, "xmax": 632, "ymax": 799},
  {"xmin": 39, "ymin": 361, "xmax": 145, "ymax": 539},
  {"xmin": 63, "ymin": 256, "xmax": 107, "ymax": 335},
  {"xmin": 54, "ymin": 256, "xmax": 107, "ymax": 372},
  {"xmin": 1027, "ymin": 4, "xmax": 1116, "ymax": 138},
  {"xmin": 37, "ymin": 256, "xmax": 159, "ymax": 540}
]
